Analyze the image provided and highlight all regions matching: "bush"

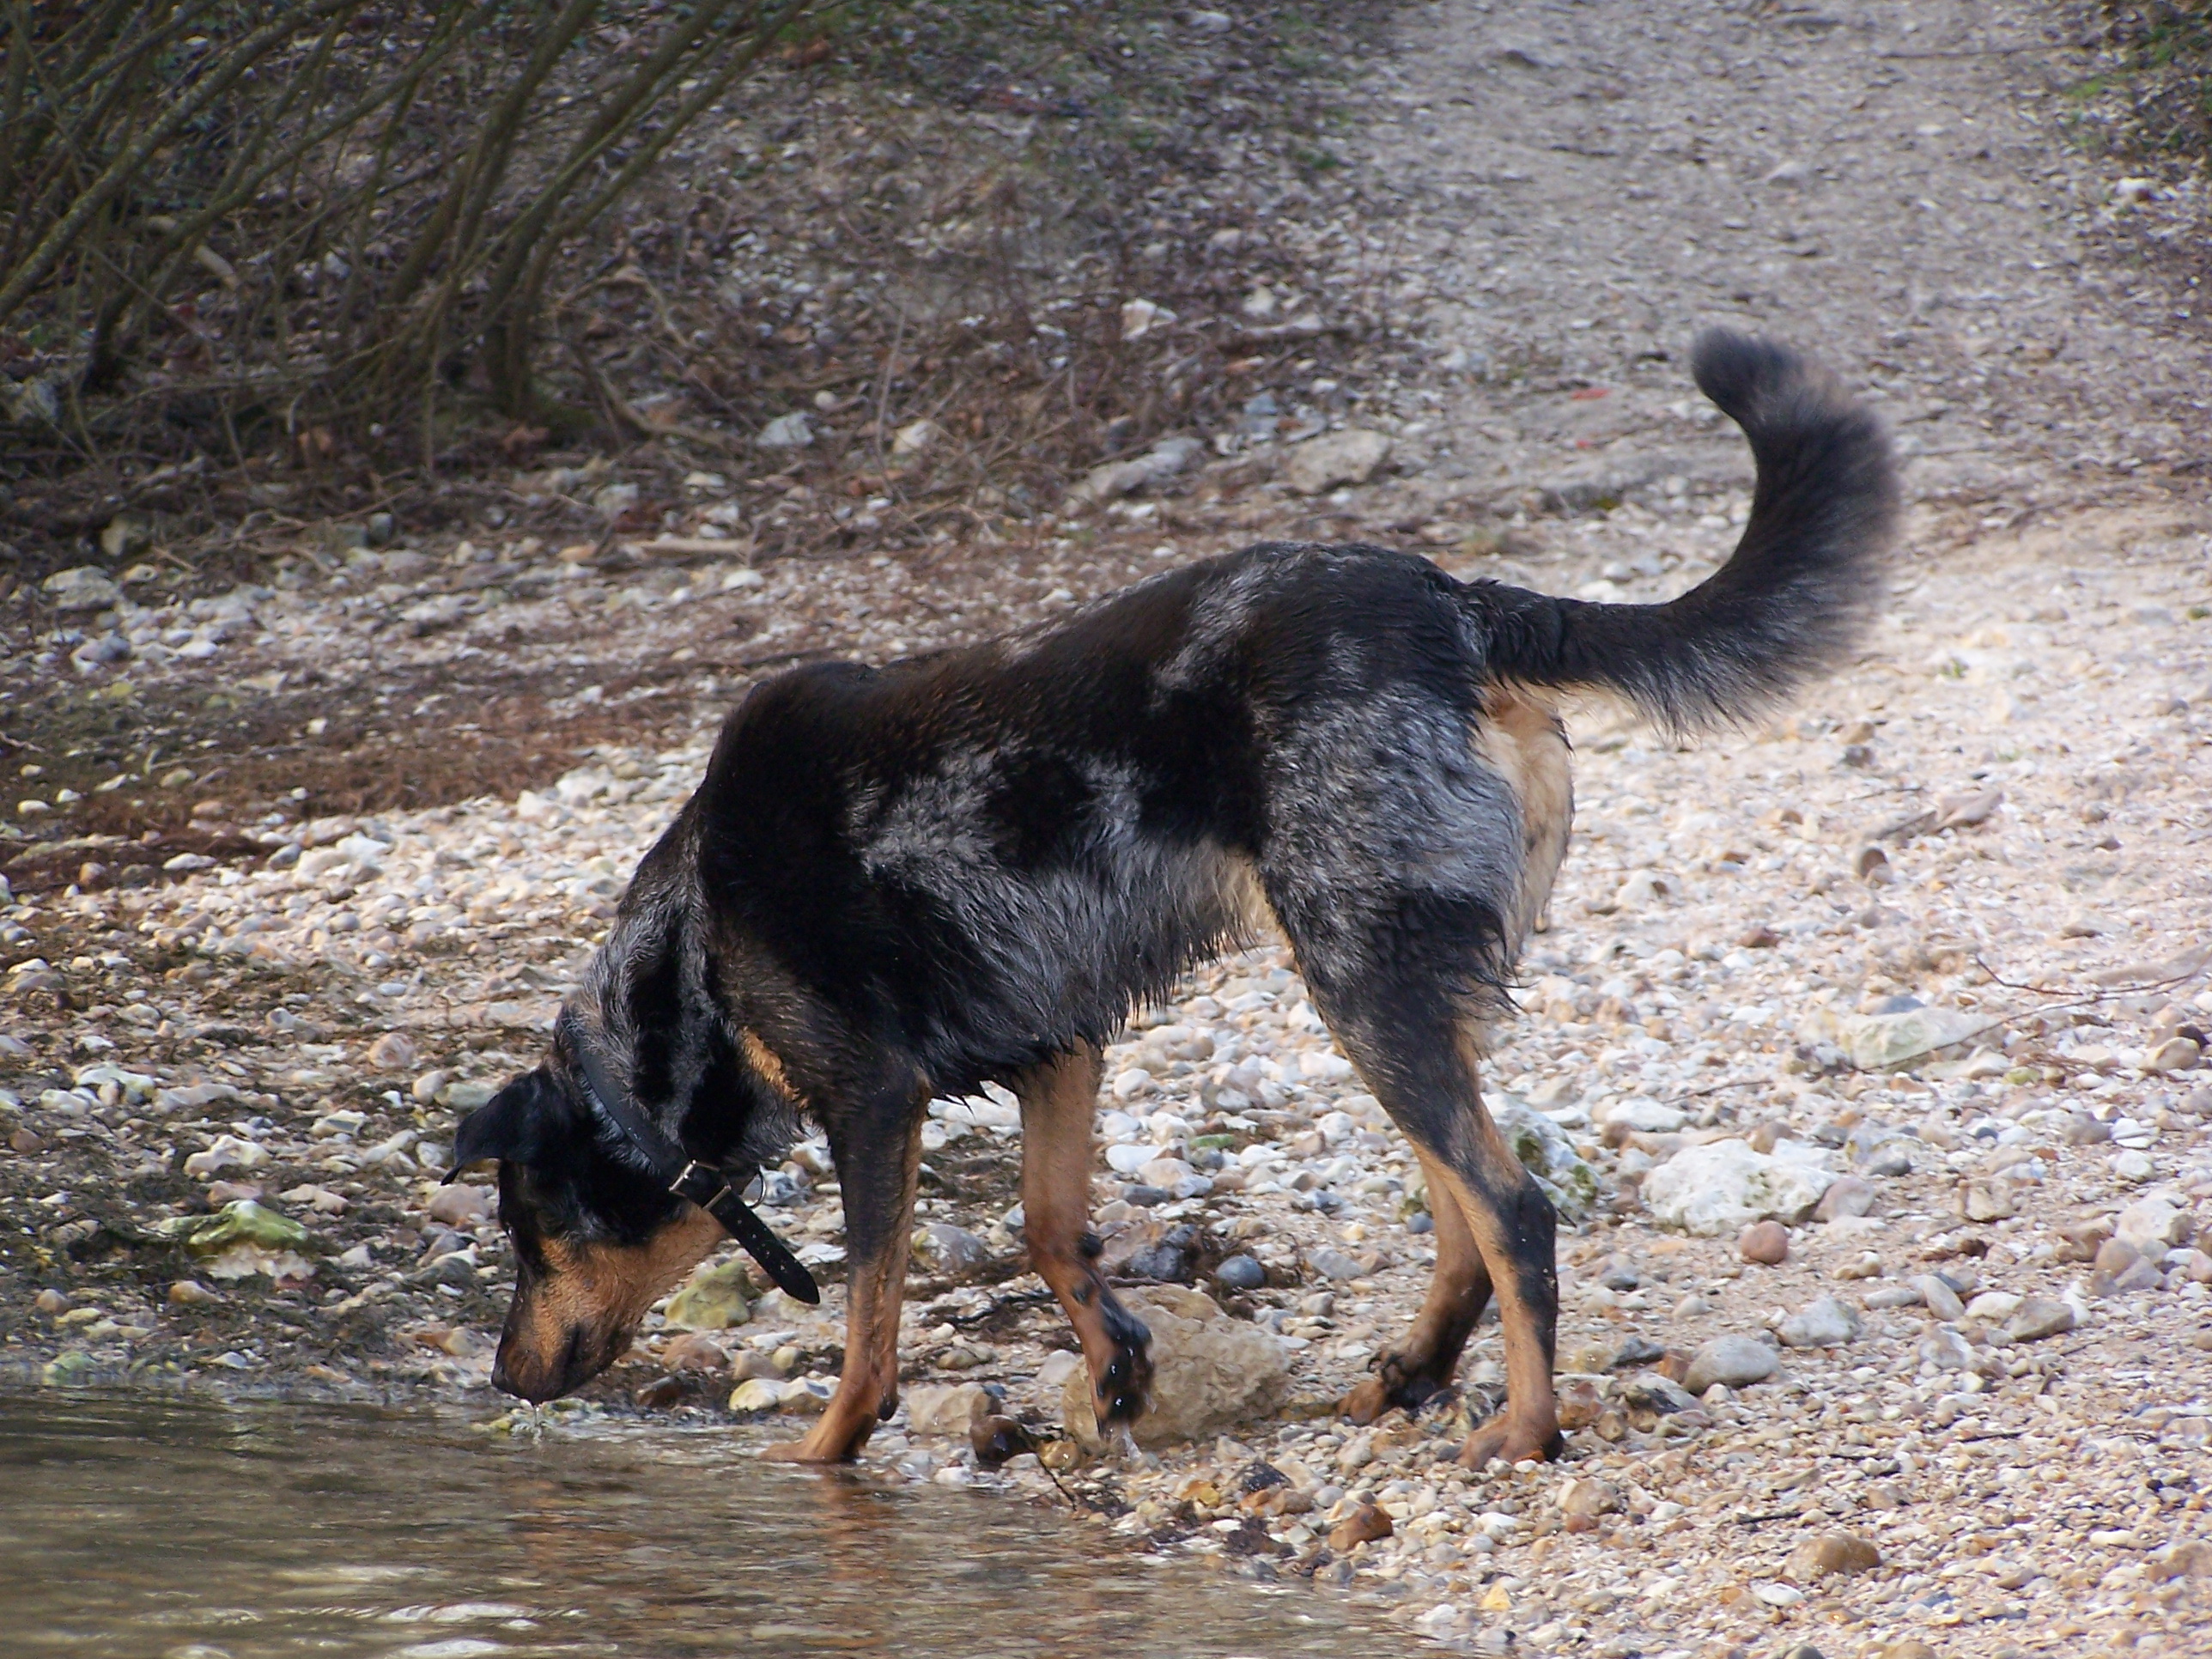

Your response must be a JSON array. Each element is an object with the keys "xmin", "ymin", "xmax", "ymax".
[{"xmin": 0, "ymin": 1, "xmax": 839, "ymax": 460}]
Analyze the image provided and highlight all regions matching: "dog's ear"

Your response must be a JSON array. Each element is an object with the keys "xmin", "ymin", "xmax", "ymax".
[{"xmin": 445, "ymin": 1069, "xmax": 556, "ymax": 1182}]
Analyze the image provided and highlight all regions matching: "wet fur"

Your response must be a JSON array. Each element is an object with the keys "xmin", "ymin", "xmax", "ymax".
[{"xmin": 455, "ymin": 331, "xmax": 1895, "ymax": 1457}]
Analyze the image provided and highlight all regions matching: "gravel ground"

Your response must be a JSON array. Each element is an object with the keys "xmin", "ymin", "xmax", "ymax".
[{"xmin": 5, "ymin": 2, "xmax": 2211, "ymax": 1656}]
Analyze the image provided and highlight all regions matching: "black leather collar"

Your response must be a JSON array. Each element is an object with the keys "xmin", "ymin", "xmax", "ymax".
[{"xmin": 559, "ymin": 1012, "xmax": 820, "ymax": 1304}]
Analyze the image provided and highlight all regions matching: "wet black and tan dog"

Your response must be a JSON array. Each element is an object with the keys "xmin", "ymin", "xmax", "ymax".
[{"xmin": 447, "ymin": 331, "xmax": 1894, "ymax": 1465}]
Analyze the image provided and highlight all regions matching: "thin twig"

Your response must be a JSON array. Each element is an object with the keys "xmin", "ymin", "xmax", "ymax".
[{"xmin": 1969, "ymin": 952, "xmax": 2209, "ymax": 1006}]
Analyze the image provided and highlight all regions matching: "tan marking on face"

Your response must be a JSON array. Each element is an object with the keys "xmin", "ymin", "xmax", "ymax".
[
  {"xmin": 740, "ymin": 1028, "xmax": 802, "ymax": 1103},
  {"xmin": 1472, "ymin": 690, "xmax": 1573, "ymax": 943},
  {"xmin": 505, "ymin": 1207, "xmax": 725, "ymax": 1388}
]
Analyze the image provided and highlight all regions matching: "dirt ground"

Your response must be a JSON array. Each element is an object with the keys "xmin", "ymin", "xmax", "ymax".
[{"xmin": 4, "ymin": 3, "xmax": 2211, "ymax": 1656}]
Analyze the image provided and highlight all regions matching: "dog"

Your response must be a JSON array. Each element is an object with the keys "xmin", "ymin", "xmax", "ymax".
[{"xmin": 447, "ymin": 330, "xmax": 1895, "ymax": 1465}]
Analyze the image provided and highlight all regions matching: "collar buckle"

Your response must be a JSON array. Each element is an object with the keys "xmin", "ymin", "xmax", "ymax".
[{"xmin": 669, "ymin": 1160, "xmax": 729, "ymax": 1207}]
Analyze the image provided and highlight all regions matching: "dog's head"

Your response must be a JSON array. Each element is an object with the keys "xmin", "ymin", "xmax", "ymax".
[{"xmin": 448, "ymin": 1066, "xmax": 723, "ymax": 1402}]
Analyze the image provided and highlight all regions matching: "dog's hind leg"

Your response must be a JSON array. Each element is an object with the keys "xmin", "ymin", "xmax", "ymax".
[
  {"xmin": 763, "ymin": 1090, "xmax": 926, "ymax": 1463},
  {"xmin": 1321, "ymin": 1006, "xmax": 1560, "ymax": 1467},
  {"xmin": 1340, "ymin": 1142, "xmax": 1493, "ymax": 1424},
  {"xmin": 1013, "ymin": 1045, "xmax": 1154, "ymax": 1434}
]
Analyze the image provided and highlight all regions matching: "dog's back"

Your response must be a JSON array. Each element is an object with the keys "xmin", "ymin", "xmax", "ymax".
[{"xmin": 695, "ymin": 325, "xmax": 1894, "ymax": 1097}]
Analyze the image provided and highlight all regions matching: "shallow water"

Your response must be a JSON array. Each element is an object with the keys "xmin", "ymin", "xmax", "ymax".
[{"xmin": 0, "ymin": 1392, "xmax": 1408, "ymax": 1658}]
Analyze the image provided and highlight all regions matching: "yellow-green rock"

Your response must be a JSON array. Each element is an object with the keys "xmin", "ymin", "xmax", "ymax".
[{"xmin": 664, "ymin": 1257, "xmax": 752, "ymax": 1329}]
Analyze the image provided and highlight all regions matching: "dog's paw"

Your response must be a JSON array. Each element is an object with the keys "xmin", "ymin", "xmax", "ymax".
[
  {"xmin": 1095, "ymin": 1303, "xmax": 1154, "ymax": 1424},
  {"xmin": 760, "ymin": 1415, "xmax": 871, "ymax": 1463},
  {"xmin": 1340, "ymin": 1355, "xmax": 1453, "ymax": 1425},
  {"xmin": 1455, "ymin": 1412, "xmax": 1563, "ymax": 1469}
]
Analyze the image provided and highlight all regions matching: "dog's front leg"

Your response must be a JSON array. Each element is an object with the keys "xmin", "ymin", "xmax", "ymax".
[
  {"xmin": 763, "ymin": 1091, "xmax": 925, "ymax": 1462},
  {"xmin": 1015, "ymin": 1045, "xmax": 1153, "ymax": 1434}
]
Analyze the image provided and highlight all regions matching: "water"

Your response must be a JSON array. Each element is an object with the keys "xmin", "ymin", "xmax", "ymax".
[{"xmin": 0, "ymin": 1393, "xmax": 1409, "ymax": 1657}]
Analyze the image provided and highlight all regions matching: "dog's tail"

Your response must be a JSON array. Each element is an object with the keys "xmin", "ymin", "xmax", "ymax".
[{"xmin": 1467, "ymin": 329, "xmax": 1897, "ymax": 732}]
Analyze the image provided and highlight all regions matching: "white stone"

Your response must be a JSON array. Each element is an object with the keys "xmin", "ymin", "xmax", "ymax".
[
  {"xmin": 1489, "ymin": 1097, "xmax": 1601, "ymax": 1224},
  {"xmin": 1964, "ymin": 1291, "xmax": 2022, "ymax": 1324},
  {"xmin": 890, "ymin": 418, "xmax": 942, "ymax": 457},
  {"xmin": 1682, "ymin": 1334, "xmax": 1778, "ymax": 1393},
  {"xmin": 1119, "ymin": 298, "xmax": 1176, "ymax": 340},
  {"xmin": 1596, "ymin": 1097, "xmax": 1686, "ymax": 1133},
  {"xmin": 1299, "ymin": 1049, "xmax": 1354, "ymax": 1082},
  {"xmin": 1642, "ymin": 1138, "xmax": 1836, "ymax": 1234},
  {"xmin": 1104, "ymin": 1142, "xmax": 1166, "ymax": 1175},
  {"xmin": 755, "ymin": 412, "xmax": 813, "ymax": 448},
  {"xmin": 1833, "ymin": 1006, "xmax": 1994, "ymax": 1071},
  {"xmin": 1110, "ymin": 1066, "xmax": 1156, "ymax": 1101},
  {"xmin": 41, "ymin": 567, "xmax": 121, "ymax": 612},
  {"xmin": 1777, "ymin": 1295, "xmax": 1863, "ymax": 1348},
  {"xmin": 2117, "ymin": 1197, "xmax": 2191, "ymax": 1252},
  {"xmin": 1282, "ymin": 428, "xmax": 1393, "ymax": 495},
  {"xmin": 182, "ymin": 1135, "xmax": 270, "ymax": 1177},
  {"xmin": 1066, "ymin": 437, "xmax": 1204, "ymax": 507}
]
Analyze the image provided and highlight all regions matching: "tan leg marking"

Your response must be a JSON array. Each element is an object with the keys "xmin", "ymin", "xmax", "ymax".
[
  {"xmin": 1340, "ymin": 1144, "xmax": 1493, "ymax": 1424},
  {"xmin": 1015, "ymin": 1045, "xmax": 1153, "ymax": 1428},
  {"xmin": 763, "ymin": 1114, "xmax": 923, "ymax": 1463}
]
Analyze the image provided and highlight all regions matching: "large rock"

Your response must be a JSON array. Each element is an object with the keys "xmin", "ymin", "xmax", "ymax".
[
  {"xmin": 904, "ymin": 1382, "xmax": 993, "ymax": 1437},
  {"xmin": 1060, "ymin": 1286, "xmax": 1291, "ymax": 1449},
  {"xmin": 1491, "ymin": 1096, "xmax": 1601, "ymax": 1224},
  {"xmin": 1823, "ymin": 1006, "xmax": 1995, "ymax": 1071},
  {"xmin": 2116, "ymin": 1196, "xmax": 2191, "ymax": 1253},
  {"xmin": 159, "ymin": 1200, "xmax": 313, "ymax": 1282},
  {"xmin": 1282, "ymin": 428, "xmax": 1392, "ymax": 495},
  {"xmin": 662, "ymin": 1258, "xmax": 752, "ymax": 1329},
  {"xmin": 41, "ymin": 566, "xmax": 121, "ymax": 612},
  {"xmin": 1642, "ymin": 1138, "xmax": 1835, "ymax": 1235}
]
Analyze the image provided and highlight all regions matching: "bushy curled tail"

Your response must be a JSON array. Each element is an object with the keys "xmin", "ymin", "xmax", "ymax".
[{"xmin": 1467, "ymin": 329, "xmax": 1898, "ymax": 732}]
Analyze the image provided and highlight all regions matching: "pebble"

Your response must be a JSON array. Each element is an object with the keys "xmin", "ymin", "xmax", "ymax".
[
  {"xmin": 1813, "ymin": 1174, "xmax": 1876, "ymax": 1221},
  {"xmin": 1214, "ymin": 1254, "xmax": 1266, "ymax": 1291},
  {"xmin": 1281, "ymin": 429, "xmax": 1393, "ymax": 495},
  {"xmin": 2004, "ymin": 1296, "xmax": 2078, "ymax": 1342},
  {"xmin": 1327, "ymin": 1499, "xmax": 1395, "ymax": 1551},
  {"xmin": 1777, "ymin": 1295, "xmax": 1863, "ymax": 1349},
  {"xmin": 727, "ymin": 1377, "xmax": 783, "ymax": 1413},
  {"xmin": 426, "ymin": 1184, "xmax": 491, "ymax": 1227},
  {"xmin": 1912, "ymin": 1273, "xmax": 1967, "ymax": 1323},
  {"xmin": 1786, "ymin": 1531, "xmax": 1881, "ymax": 1581},
  {"xmin": 1736, "ymin": 1219, "xmax": 1790, "ymax": 1264},
  {"xmin": 661, "ymin": 1333, "xmax": 728, "ymax": 1372},
  {"xmin": 1682, "ymin": 1334, "xmax": 1779, "ymax": 1394},
  {"xmin": 366, "ymin": 1032, "xmax": 417, "ymax": 1071},
  {"xmin": 904, "ymin": 1382, "xmax": 992, "ymax": 1437},
  {"xmin": 912, "ymin": 1221, "xmax": 993, "ymax": 1279}
]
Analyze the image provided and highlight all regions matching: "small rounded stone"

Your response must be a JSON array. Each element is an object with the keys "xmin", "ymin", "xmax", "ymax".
[
  {"xmin": 1214, "ymin": 1254, "xmax": 1266, "ymax": 1291},
  {"xmin": 1738, "ymin": 1219, "xmax": 1790, "ymax": 1264}
]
